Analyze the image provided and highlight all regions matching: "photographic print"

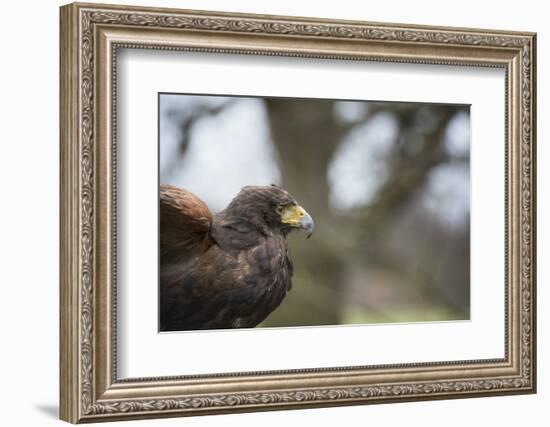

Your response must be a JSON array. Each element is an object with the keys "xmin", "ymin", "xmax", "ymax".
[{"xmin": 159, "ymin": 94, "xmax": 471, "ymax": 332}]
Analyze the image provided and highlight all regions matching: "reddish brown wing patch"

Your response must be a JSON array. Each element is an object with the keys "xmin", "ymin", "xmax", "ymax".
[{"xmin": 160, "ymin": 184, "xmax": 213, "ymax": 256}]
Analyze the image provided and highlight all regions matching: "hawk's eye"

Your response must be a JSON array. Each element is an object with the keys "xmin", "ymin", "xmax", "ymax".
[{"xmin": 276, "ymin": 205, "xmax": 284, "ymax": 215}]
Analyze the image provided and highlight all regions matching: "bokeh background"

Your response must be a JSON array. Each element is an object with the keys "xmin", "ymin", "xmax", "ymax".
[{"xmin": 159, "ymin": 93, "xmax": 470, "ymax": 327}]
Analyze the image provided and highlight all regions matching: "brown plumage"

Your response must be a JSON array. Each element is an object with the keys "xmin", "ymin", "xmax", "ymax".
[{"xmin": 159, "ymin": 184, "xmax": 314, "ymax": 331}]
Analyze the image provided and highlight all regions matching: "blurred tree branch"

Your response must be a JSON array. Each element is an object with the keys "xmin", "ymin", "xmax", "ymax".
[
  {"xmin": 359, "ymin": 106, "xmax": 467, "ymax": 237},
  {"xmin": 162, "ymin": 100, "xmax": 235, "ymax": 180}
]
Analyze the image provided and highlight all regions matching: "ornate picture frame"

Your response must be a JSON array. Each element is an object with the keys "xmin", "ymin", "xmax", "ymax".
[{"xmin": 60, "ymin": 2, "xmax": 536, "ymax": 423}]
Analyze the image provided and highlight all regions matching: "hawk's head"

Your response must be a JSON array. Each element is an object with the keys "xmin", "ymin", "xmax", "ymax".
[{"xmin": 223, "ymin": 185, "xmax": 314, "ymax": 238}]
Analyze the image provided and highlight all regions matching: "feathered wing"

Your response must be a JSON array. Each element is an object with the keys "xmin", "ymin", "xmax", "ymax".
[
  {"xmin": 159, "ymin": 185, "xmax": 214, "ymax": 327},
  {"xmin": 159, "ymin": 184, "xmax": 213, "ymax": 266}
]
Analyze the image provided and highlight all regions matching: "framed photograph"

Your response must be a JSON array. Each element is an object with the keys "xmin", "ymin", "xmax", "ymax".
[{"xmin": 59, "ymin": 2, "xmax": 537, "ymax": 423}]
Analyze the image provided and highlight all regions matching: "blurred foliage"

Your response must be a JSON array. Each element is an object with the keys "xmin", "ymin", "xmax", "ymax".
[{"xmin": 161, "ymin": 96, "xmax": 470, "ymax": 327}]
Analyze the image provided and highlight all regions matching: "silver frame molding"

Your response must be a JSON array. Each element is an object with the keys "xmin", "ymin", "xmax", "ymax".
[{"xmin": 60, "ymin": 2, "xmax": 536, "ymax": 423}]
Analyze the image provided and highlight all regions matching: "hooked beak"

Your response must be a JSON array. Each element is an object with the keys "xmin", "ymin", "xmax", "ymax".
[{"xmin": 281, "ymin": 205, "xmax": 315, "ymax": 238}]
